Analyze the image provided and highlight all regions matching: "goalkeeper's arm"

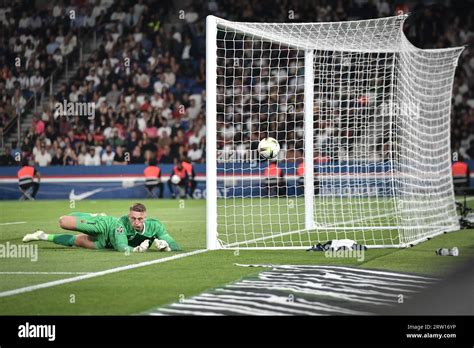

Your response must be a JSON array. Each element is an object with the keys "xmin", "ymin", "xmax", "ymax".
[
  {"xmin": 116, "ymin": 240, "xmax": 150, "ymax": 253},
  {"xmin": 156, "ymin": 232, "xmax": 181, "ymax": 251},
  {"xmin": 112, "ymin": 231, "xmax": 150, "ymax": 253},
  {"xmin": 153, "ymin": 239, "xmax": 171, "ymax": 252},
  {"xmin": 133, "ymin": 239, "xmax": 151, "ymax": 253},
  {"xmin": 151, "ymin": 232, "xmax": 180, "ymax": 251}
]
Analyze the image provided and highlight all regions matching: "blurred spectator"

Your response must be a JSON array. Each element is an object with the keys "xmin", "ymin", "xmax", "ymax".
[
  {"xmin": 106, "ymin": 83, "xmax": 121, "ymax": 107},
  {"xmin": 33, "ymin": 116, "xmax": 45, "ymax": 136},
  {"xmin": 51, "ymin": 148, "xmax": 64, "ymax": 166},
  {"xmin": 130, "ymin": 146, "xmax": 144, "ymax": 164},
  {"xmin": 187, "ymin": 143, "xmax": 203, "ymax": 162},
  {"xmin": 11, "ymin": 89, "xmax": 26, "ymax": 113},
  {"xmin": 64, "ymin": 147, "xmax": 78, "ymax": 166},
  {"xmin": 113, "ymin": 146, "xmax": 128, "ymax": 165},
  {"xmin": 158, "ymin": 145, "xmax": 173, "ymax": 164},
  {"xmin": 101, "ymin": 145, "xmax": 115, "ymax": 165},
  {"xmin": 77, "ymin": 146, "xmax": 88, "ymax": 165},
  {"xmin": 30, "ymin": 70, "xmax": 45, "ymax": 95},
  {"xmin": 84, "ymin": 147, "xmax": 101, "ymax": 166},
  {"xmin": 0, "ymin": 147, "xmax": 16, "ymax": 166},
  {"xmin": 35, "ymin": 145, "xmax": 52, "ymax": 167}
]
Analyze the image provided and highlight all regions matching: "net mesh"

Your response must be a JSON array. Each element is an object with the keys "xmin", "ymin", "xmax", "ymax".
[{"xmin": 212, "ymin": 15, "xmax": 463, "ymax": 248}]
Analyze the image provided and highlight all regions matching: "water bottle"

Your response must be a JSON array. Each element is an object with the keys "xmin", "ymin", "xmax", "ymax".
[{"xmin": 435, "ymin": 247, "xmax": 459, "ymax": 256}]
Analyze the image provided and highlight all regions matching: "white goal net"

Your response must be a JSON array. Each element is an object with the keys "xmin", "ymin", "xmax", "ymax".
[{"xmin": 206, "ymin": 15, "xmax": 464, "ymax": 249}]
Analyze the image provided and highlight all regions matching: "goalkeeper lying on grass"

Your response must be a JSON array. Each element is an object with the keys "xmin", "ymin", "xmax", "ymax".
[
  {"xmin": 119, "ymin": 202, "xmax": 180, "ymax": 252},
  {"xmin": 22, "ymin": 202, "xmax": 180, "ymax": 253}
]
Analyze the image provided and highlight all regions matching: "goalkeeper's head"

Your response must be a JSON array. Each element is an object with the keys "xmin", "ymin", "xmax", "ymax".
[{"xmin": 128, "ymin": 203, "xmax": 147, "ymax": 232}]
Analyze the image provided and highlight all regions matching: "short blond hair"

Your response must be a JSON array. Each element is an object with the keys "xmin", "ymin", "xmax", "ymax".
[{"xmin": 130, "ymin": 203, "xmax": 146, "ymax": 212}]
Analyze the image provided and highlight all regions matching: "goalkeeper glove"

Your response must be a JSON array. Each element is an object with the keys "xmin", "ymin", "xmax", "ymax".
[
  {"xmin": 153, "ymin": 239, "xmax": 171, "ymax": 252},
  {"xmin": 133, "ymin": 239, "xmax": 150, "ymax": 253}
]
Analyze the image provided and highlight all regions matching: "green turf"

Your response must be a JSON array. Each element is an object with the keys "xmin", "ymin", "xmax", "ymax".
[
  {"xmin": 0, "ymin": 198, "xmax": 473, "ymax": 315},
  {"xmin": 217, "ymin": 197, "xmax": 458, "ymax": 247}
]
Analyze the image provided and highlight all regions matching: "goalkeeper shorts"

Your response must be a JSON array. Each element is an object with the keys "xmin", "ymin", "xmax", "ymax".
[
  {"xmin": 71, "ymin": 216, "xmax": 107, "ymax": 249},
  {"xmin": 74, "ymin": 215, "xmax": 104, "ymax": 235}
]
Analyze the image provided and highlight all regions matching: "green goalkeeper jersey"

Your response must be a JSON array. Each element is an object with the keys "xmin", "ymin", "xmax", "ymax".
[
  {"xmin": 119, "ymin": 216, "xmax": 181, "ymax": 251},
  {"xmin": 100, "ymin": 216, "xmax": 133, "ymax": 252},
  {"xmin": 71, "ymin": 213, "xmax": 133, "ymax": 252}
]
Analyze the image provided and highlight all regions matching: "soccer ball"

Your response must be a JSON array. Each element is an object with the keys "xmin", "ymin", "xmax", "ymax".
[
  {"xmin": 258, "ymin": 137, "xmax": 280, "ymax": 160},
  {"xmin": 171, "ymin": 174, "xmax": 181, "ymax": 184}
]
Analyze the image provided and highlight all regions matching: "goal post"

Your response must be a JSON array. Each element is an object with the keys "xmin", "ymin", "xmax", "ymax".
[
  {"xmin": 206, "ymin": 14, "xmax": 464, "ymax": 250},
  {"xmin": 206, "ymin": 15, "xmax": 219, "ymax": 250}
]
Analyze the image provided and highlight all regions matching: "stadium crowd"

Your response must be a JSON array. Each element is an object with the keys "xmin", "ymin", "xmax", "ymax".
[
  {"xmin": 0, "ymin": 0, "xmax": 112, "ymax": 131},
  {"xmin": 0, "ymin": 0, "xmax": 473, "ymax": 167}
]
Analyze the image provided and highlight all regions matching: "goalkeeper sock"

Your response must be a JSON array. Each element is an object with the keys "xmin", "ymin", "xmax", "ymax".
[{"xmin": 47, "ymin": 234, "xmax": 77, "ymax": 247}]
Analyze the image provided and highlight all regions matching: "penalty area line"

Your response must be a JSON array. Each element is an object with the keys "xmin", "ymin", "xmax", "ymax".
[{"xmin": 0, "ymin": 249, "xmax": 208, "ymax": 299}]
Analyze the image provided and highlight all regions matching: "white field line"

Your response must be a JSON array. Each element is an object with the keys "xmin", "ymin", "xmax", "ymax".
[
  {"xmin": 0, "ymin": 249, "xmax": 207, "ymax": 298},
  {"xmin": 0, "ymin": 272, "xmax": 92, "ymax": 275},
  {"xmin": 0, "ymin": 222, "xmax": 26, "ymax": 226}
]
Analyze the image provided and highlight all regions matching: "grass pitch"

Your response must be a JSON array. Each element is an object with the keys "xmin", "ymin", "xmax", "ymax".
[
  {"xmin": 0, "ymin": 198, "xmax": 473, "ymax": 315},
  {"xmin": 217, "ymin": 197, "xmax": 401, "ymax": 247}
]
